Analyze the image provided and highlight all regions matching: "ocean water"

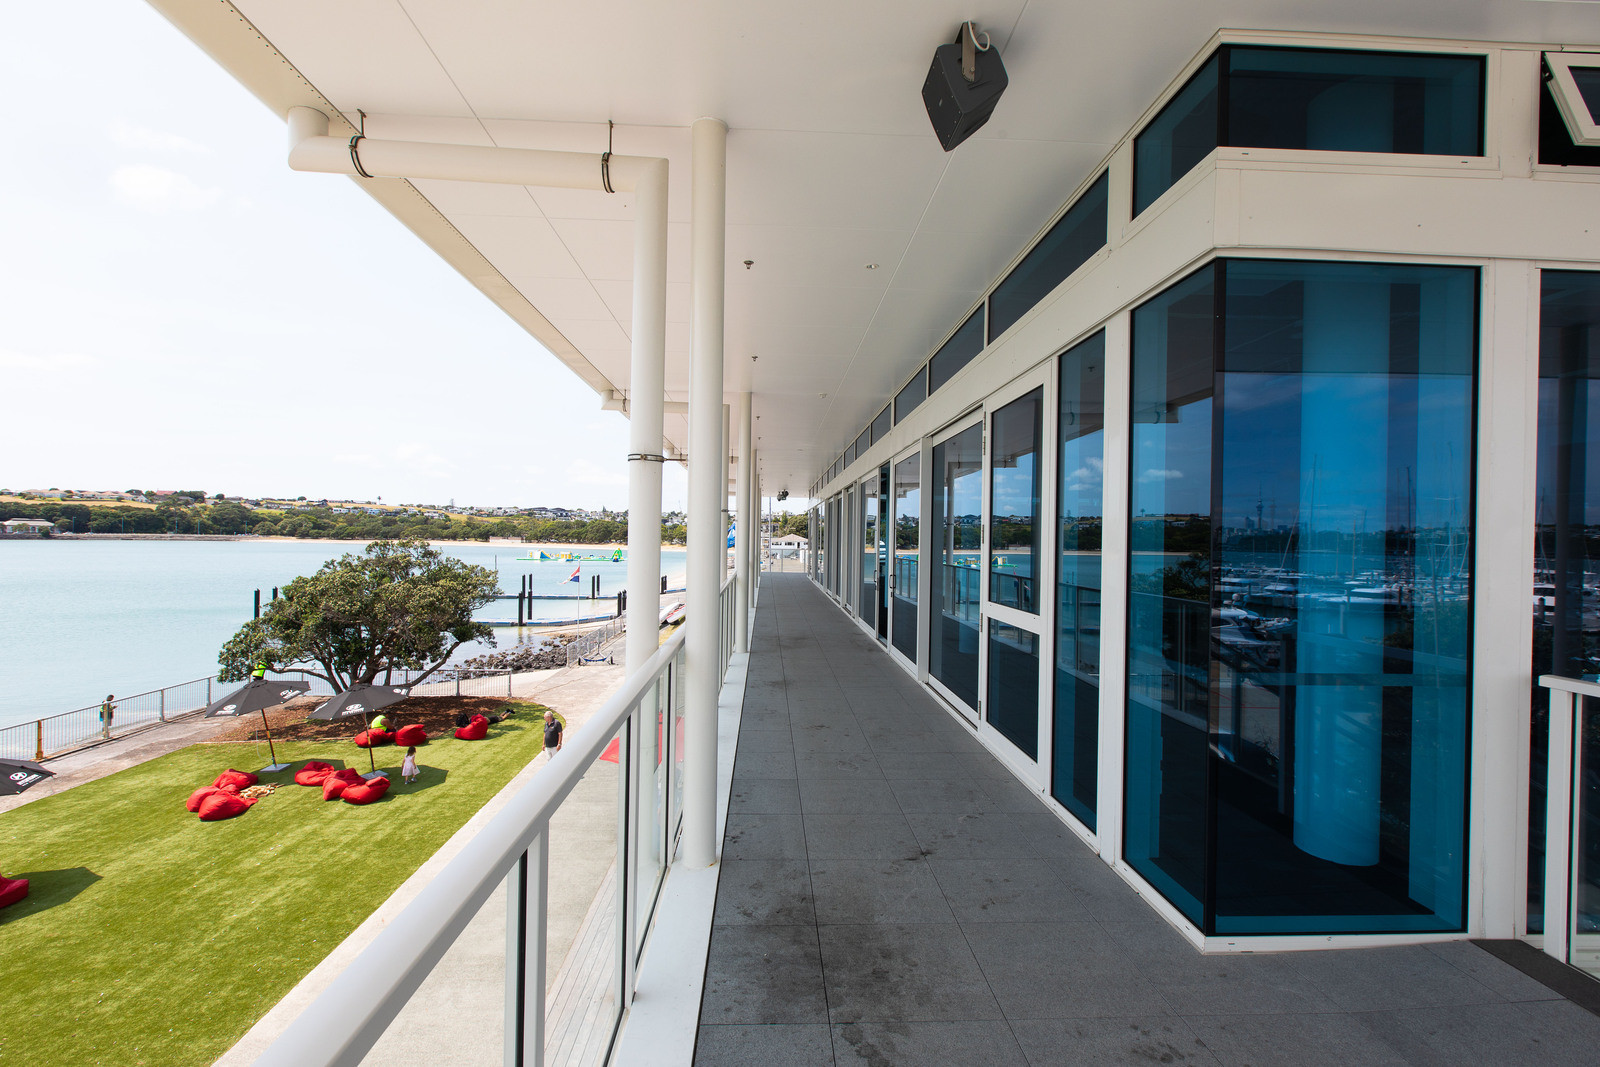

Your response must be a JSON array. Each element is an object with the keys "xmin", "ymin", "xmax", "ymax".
[{"xmin": 0, "ymin": 539, "xmax": 685, "ymax": 727}]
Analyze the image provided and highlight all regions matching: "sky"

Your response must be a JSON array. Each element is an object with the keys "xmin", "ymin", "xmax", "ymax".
[{"xmin": 0, "ymin": 1, "xmax": 688, "ymax": 512}]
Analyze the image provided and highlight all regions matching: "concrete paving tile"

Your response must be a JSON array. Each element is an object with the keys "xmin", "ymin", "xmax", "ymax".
[
  {"xmin": 803, "ymin": 811, "xmax": 923, "ymax": 861},
  {"xmin": 1423, "ymin": 940, "xmax": 1564, "ymax": 1003},
  {"xmin": 1187, "ymin": 1012, "xmax": 1410, "ymax": 1066},
  {"xmin": 1051, "ymin": 859, "xmax": 1167, "ymax": 924},
  {"xmin": 733, "ymin": 748, "xmax": 798, "ymax": 780},
  {"xmin": 907, "ymin": 812, "xmax": 1070, "ymax": 860},
  {"xmin": 1356, "ymin": 1000, "xmax": 1600, "ymax": 1066},
  {"xmin": 794, "ymin": 751, "xmax": 884, "ymax": 780},
  {"xmin": 723, "ymin": 813, "xmax": 809, "ymax": 861},
  {"xmin": 832, "ymin": 1020, "xmax": 1028, "ymax": 1066},
  {"xmin": 1287, "ymin": 943, "xmax": 1513, "ymax": 1012},
  {"xmin": 798, "ymin": 777, "xmax": 902, "ymax": 814},
  {"xmin": 875, "ymin": 750, "xmax": 973, "ymax": 779},
  {"xmin": 693, "ymin": 1024, "xmax": 836, "ymax": 1067},
  {"xmin": 713, "ymin": 860, "xmax": 816, "ymax": 926},
  {"xmin": 739, "ymin": 727, "xmax": 797, "ymax": 754},
  {"xmin": 701, "ymin": 925, "xmax": 829, "ymax": 1025},
  {"xmin": 1099, "ymin": 921, "xmax": 1338, "ymax": 1015},
  {"xmin": 978, "ymin": 775, "xmax": 1052, "ymax": 813},
  {"xmin": 810, "ymin": 859, "xmax": 956, "ymax": 924},
  {"xmin": 1010, "ymin": 1018, "xmax": 1218, "ymax": 1066},
  {"xmin": 888, "ymin": 778, "xmax": 998, "ymax": 813},
  {"xmin": 963, "ymin": 922, "xmax": 1172, "ymax": 1020},
  {"xmin": 929, "ymin": 858, "xmax": 1092, "ymax": 923},
  {"xmin": 817, "ymin": 923, "xmax": 1003, "ymax": 1023},
  {"xmin": 730, "ymin": 778, "xmax": 803, "ymax": 815}
]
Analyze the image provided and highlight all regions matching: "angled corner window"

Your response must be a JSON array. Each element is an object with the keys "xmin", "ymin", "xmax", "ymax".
[
  {"xmin": 1545, "ymin": 53, "xmax": 1600, "ymax": 149},
  {"xmin": 990, "ymin": 173, "xmax": 1109, "ymax": 342},
  {"xmin": 895, "ymin": 366, "xmax": 928, "ymax": 423},
  {"xmin": 927, "ymin": 306, "xmax": 987, "ymax": 393},
  {"xmin": 1135, "ymin": 46, "xmax": 1485, "ymax": 216},
  {"xmin": 871, "ymin": 404, "xmax": 892, "ymax": 445},
  {"xmin": 1134, "ymin": 53, "xmax": 1221, "ymax": 216}
]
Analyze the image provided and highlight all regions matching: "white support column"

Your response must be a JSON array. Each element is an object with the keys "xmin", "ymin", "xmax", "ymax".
[
  {"xmin": 625, "ymin": 161, "xmax": 668, "ymax": 686},
  {"xmin": 735, "ymin": 392, "xmax": 753, "ymax": 652},
  {"xmin": 1474, "ymin": 260, "xmax": 1538, "ymax": 938},
  {"xmin": 1096, "ymin": 310, "xmax": 1133, "ymax": 867},
  {"xmin": 723, "ymin": 404, "xmax": 733, "ymax": 581},
  {"xmin": 684, "ymin": 117, "xmax": 727, "ymax": 871}
]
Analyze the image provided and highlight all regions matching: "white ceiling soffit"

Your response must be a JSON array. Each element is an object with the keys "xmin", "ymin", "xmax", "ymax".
[{"xmin": 148, "ymin": 0, "xmax": 1600, "ymax": 494}]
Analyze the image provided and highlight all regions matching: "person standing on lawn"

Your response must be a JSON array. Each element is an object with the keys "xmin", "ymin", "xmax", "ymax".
[
  {"xmin": 401, "ymin": 746, "xmax": 418, "ymax": 784},
  {"xmin": 99, "ymin": 694, "xmax": 116, "ymax": 739},
  {"xmin": 543, "ymin": 710, "xmax": 563, "ymax": 759}
]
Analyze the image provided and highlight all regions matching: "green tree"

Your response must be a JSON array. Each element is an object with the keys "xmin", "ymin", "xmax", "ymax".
[{"xmin": 217, "ymin": 538, "xmax": 499, "ymax": 688}]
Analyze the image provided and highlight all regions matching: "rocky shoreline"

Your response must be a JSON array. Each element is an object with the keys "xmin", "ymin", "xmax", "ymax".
[{"xmin": 458, "ymin": 635, "xmax": 576, "ymax": 673}]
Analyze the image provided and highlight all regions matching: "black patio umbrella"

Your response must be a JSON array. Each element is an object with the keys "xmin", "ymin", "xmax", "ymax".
[
  {"xmin": 0, "ymin": 758, "xmax": 54, "ymax": 796},
  {"xmin": 307, "ymin": 683, "xmax": 412, "ymax": 775},
  {"xmin": 203, "ymin": 678, "xmax": 310, "ymax": 772}
]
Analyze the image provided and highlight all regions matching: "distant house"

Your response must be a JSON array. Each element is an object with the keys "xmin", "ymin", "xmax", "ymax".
[{"xmin": 3, "ymin": 519, "xmax": 58, "ymax": 536}]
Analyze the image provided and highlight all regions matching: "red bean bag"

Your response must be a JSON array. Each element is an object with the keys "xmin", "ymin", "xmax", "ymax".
[
  {"xmin": 454, "ymin": 715, "xmax": 489, "ymax": 741},
  {"xmin": 341, "ymin": 775, "xmax": 391, "ymax": 805},
  {"xmin": 354, "ymin": 729, "xmax": 394, "ymax": 748},
  {"xmin": 0, "ymin": 877, "xmax": 28, "ymax": 909},
  {"xmin": 213, "ymin": 769, "xmax": 259, "ymax": 791},
  {"xmin": 322, "ymin": 768, "xmax": 365, "ymax": 801},
  {"xmin": 197, "ymin": 791, "xmax": 256, "ymax": 821},
  {"xmin": 393, "ymin": 724, "xmax": 428, "ymax": 747},
  {"xmin": 294, "ymin": 761, "xmax": 335, "ymax": 786},
  {"xmin": 187, "ymin": 785, "xmax": 235, "ymax": 812}
]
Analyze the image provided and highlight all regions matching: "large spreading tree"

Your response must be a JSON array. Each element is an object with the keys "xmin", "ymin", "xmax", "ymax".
[{"xmin": 218, "ymin": 538, "xmax": 500, "ymax": 689}]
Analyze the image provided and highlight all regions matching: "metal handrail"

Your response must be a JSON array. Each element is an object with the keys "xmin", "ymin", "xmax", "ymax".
[{"xmin": 255, "ymin": 626, "xmax": 690, "ymax": 1067}]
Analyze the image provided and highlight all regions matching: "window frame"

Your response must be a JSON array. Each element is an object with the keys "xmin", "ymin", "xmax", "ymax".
[{"xmin": 1545, "ymin": 52, "xmax": 1600, "ymax": 147}]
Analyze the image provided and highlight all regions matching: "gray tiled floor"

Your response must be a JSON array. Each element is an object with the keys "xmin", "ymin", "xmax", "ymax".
[{"xmin": 695, "ymin": 575, "xmax": 1600, "ymax": 1065}]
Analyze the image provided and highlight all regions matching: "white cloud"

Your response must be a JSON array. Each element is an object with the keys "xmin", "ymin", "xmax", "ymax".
[
  {"xmin": 1065, "ymin": 457, "xmax": 1104, "ymax": 493},
  {"xmin": 109, "ymin": 164, "xmax": 221, "ymax": 212},
  {"xmin": 1139, "ymin": 468, "xmax": 1184, "ymax": 483},
  {"xmin": 569, "ymin": 458, "xmax": 628, "ymax": 489},
  {"xmin": 109, "ymin": 120, "xmax": 209, "ymax": 156},
  {"xmin": 0, "ymin": 349, "xmax": 100, "ymax": 371}
]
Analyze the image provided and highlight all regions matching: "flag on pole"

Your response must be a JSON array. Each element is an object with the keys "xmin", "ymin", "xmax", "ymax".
[{"xmin": 568, "ymin": 566, "xmax": 581, "ymax": 583}]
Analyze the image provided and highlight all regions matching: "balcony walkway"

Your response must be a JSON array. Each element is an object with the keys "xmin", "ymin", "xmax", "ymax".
[{"xmin": 694, "ymin": 573, "xmax": 1600, "ymax": 1066}]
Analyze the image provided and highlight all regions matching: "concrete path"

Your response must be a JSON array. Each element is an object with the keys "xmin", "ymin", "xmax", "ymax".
[
  {"xmin": 0, "ymin": 713, "xmax": 230, "ymax": 816},
  {"xmin": 695, "ymin": 574, "xmax": 1600, "ymax": 1066}
]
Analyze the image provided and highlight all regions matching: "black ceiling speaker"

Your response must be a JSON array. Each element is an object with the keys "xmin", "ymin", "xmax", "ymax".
[{"xmin": 922, "ymin": 23, "xmax": 1008, "ymax": 152}]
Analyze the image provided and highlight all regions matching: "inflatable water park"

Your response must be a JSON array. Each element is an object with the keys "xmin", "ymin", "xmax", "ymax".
[{"xmin": 514, "ymin": 548, "xmax": 626, "ymax": 562}]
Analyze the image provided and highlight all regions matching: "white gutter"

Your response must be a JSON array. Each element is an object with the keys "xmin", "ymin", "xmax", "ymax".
[{"xmin": 287, "ymin": 106, "xmax": 662, "ymax": 194}]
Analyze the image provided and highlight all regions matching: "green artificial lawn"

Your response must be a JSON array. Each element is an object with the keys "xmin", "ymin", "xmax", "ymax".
[{"xmin": 0, "ymin": 703, "xmax": 553, "ymax": 1067}]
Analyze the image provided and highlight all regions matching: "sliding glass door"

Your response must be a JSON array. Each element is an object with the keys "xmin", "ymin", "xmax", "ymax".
[
  {"xmin": 982, "ymin": 369, "xmax": 1051, "ymax": 780},
  {"xmin": 1055, "ymin": 332, "xmax": 1106, "ymax": 830},
  {"xmin": 890, "ymin": 450, "xmax": 922, "ymax": 666},
  {"xmin": 929, "ymin": 418, "xmax": 984, "ymax": 718}
]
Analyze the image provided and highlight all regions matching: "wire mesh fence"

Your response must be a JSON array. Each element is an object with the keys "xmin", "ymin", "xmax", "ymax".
[
  {"xmin": 0, "ymin": 676, "xmax": 219, "ymax": 762},
  {"xmin": 565, "ymin": 617, "xmax": 626, "ymax": 667}
]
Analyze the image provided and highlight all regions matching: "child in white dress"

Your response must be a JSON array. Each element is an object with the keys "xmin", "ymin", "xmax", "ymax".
[{"xmin": 401, "ymin": 746, "xmax": 418, "ymax": 784}]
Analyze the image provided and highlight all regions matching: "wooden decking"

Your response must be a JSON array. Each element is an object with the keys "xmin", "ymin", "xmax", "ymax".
[{"xmin": 545, "ymin": 861, "xmax": 618, "ymax": 1067}]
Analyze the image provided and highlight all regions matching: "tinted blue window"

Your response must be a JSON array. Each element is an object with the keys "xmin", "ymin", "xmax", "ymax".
[
  {"xmin": 871, "ymin": 404, "xmax": 892, "ymax": 445},
  {"xmin": 895, "ymin": 366, "xmax": 928, "ymax": 423},
  {"xmin": 928, "ymin": 307, "xmax": 986, "ymax": 394},
  {"xmin": 990, "ymin": 388, "xmax": 1043, "ymax": 614},
  {"xmin": 1055, "ymin": 331, "xmax": 1105, "ymax": 830},
  {"xmin": 990, "ymin": 175, "xmax": 1109, "ymax": 341},
  {"xmin": 1227, "ymin": 47, "xmax": 1482, "ymax": 156},
  {"xmin": 1128, "ymin": 258, "xmax": 1476, "ymax": 935},
  {"xmin": 1127, "ymin": 266, "xmax": 1216, "ymax": 924},
  {"xmin": 988, "ymin": 624, "xmax": 1039, "ymax": 759},
  {"xmin": 1133, "ymin": 54, "xmax": 1220, "ymax": 216},
  {"xmin": 1135, "ymin": 47, "xmax": 1484, "ymax": 216},
  {"xmin": 929, "ymin": 423, "xmax": 983, "ymax": 710},
  {"xmin": 1529, "ymin": 270, "xmax": 1600, "ymax": 934}
]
